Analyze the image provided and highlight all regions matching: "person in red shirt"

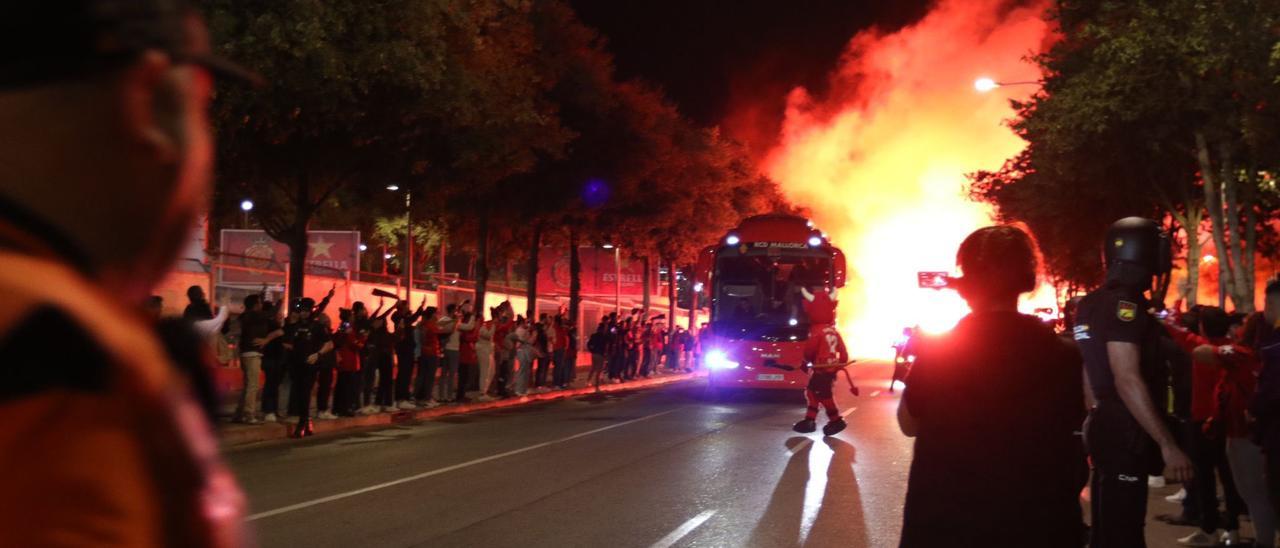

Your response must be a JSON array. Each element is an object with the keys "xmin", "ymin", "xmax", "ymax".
[
  {"xmin": 1161, "ymin": 306, "xmax": 1247, "ymax": 544},
  {"xmin": 551, "ymin": 314, "xmax": 572, "ymax": 389},
  {"xmin": 793, "ymin": 285, "xmax": 857, "ymax": 436},
  {"xmin": 459, "ymin": 310, "xmax": 480, "ymax": 402},
  {"xmin": 415, "ymin": 307, "xmax": 444, "ymax": 407},
  {"xmin": 1189, "ymin": 310, "xmax": 1277, "ymax": 547},
  {"xmin": 333, "ymin": 315, "xmax": 367, "ymax": 417},
  {"xmin": 493, "ymin": 304, "xmax": 516, "ymax": 397}
]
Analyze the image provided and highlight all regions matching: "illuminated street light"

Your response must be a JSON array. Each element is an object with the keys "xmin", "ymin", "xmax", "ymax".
[
  {"xmin": 601, "ymin": 243, "xmax": 621, "ymax": 312},
  {"xmin": 239, "ymin": 199, "xmax": 253, "ymax": 228},
  {"xmin": 359, "ymin": 244, "xmax": 368, "ymax": 252},
  {"xmin": 974, "ymin": 76, "xmax": 1042, "ymax": 93},
  {"xmin": 386, "ymin": 184, "xmax": 412, "ymax": 292}
]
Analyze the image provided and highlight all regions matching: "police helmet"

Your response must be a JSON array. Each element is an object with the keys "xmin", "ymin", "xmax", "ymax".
[{"xmin": 1104, "ymin": 217, "xmax": 1172, "ymax": 278}]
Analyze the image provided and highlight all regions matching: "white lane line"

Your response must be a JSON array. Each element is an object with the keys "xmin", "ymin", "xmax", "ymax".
[
  {"xmin": 247, "ymin": 408, "xmax": 683, "ymax": 521},
  {"xmin": 786, "ymin": 437, "xmax": 814, "ymax": 456},
  {"xmin": 840, "ymin": 406, "xmax": 858, "ymax": 418},
  {"xmin": 869, "ymin": 390, "xmax": 881, "ymax": 397},
  {"xmin": 648, "ymin": 509, "xmax": 718, "ymax": 548}
]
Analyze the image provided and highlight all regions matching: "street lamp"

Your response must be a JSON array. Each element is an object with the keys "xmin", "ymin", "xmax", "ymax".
[
  {"xmin": 240, "ymin": 199, "xmax": 253, "ymax": 229},
  {"xmin": 387, "ymin": 184, "xmax": 412, "ymax": 299},
  {"xmin": 974, "ymin": 76, "xmax": 1042, "ymax": 93},
  {"xmin": 603, "ymin": 243, "xmax": 620, "ymax": 313}
]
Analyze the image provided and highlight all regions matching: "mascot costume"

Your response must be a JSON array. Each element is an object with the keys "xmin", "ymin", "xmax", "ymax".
[{"xmin": 793, "ymin": 286, "xmax": 858, "ymax": 436}]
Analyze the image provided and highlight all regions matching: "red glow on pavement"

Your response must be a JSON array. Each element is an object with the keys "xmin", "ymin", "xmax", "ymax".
[{"xmin": 761, "ymin": 0, "xmax": 1054, "ymax": 355}]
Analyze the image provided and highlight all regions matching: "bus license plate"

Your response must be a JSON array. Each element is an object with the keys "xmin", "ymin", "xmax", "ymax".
[{"xmin": 757, "ymin": 374, "xmax": 784, "ymax": 381}]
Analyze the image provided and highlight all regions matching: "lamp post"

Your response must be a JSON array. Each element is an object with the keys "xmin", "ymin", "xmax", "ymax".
[
  {"xmin": 973, "ymin": 76, "xmax": 1042, "ymax": 93},
  {"xmin": 387, "ymin": 185, "xmax": 412, "ymax": 300},
  {"xmin": 239, "ymin": 199, "xmax": 253, "ymax": 229},
  {"xmin": 603, "ymin": 243, "xmax": 620, "ymax": 314}
]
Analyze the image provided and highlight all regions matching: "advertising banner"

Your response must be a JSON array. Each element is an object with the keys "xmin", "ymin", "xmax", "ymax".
[
  {"xmin": 537, "ymin": 246, "xmax": 655, "ymax": 297},
  {"xmin": 218, "ymin": 230, "xmax": 360, "ymax": 285}
]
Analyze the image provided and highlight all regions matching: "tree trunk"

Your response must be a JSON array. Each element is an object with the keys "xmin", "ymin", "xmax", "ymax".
[
  {"xmin": 285, "ymin": 175, "xmax": 312, "ymax": 304},
  {"xmin": 1178, "ymin": 202, "xmax": 1203, "ymax": 307},
  {"xmin": 641, "ymin": 255, "xmax": 651, "ymax": 319},
  {"xmin": 1219, "ymin": 144, "xmax": 1249, "ymax": 311},
  {"xmin": 286, "ymin": 223, "xmax": 308, "ymax": 304},
  {"xmin": 526, "ymin": 222, "xmax": 542, "ymax": 321},
  {"xmin": 666, "ymin": 260, "xmax": 677, "ymax": 335},
  {"xmin": 568, "ymin": 224, "xmax": 581, "ymax": 332},
  {"xmin": 475, "ymin": 207, "xmax": 490, "ymax": 317},
  {"xmin": 1196, "ymin": 132, "xmax": 1236, "ymax": 310},
  {"xmin": 1242, "ymin": 170, "xmax": 1259, "ymax": 312}
]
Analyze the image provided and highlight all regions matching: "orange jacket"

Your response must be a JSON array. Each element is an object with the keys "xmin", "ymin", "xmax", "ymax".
[{"xmin": 0, "ymin": 249, "xmax": 247, "ymax": 547}]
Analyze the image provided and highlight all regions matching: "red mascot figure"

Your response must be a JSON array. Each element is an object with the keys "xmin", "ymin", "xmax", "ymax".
[{"xmin": 793, "ymin": 286, "xmax": 858, "ymax": 436}]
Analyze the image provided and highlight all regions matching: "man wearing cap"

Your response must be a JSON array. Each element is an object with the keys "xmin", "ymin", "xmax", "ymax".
[{"xmin": 0, "ymin": 1, "xmax": 258, "ymax": 545}]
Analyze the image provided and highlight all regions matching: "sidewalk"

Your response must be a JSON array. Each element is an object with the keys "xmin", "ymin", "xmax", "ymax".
[
  {"xmin": 218, "ymin": 369, "xmax": 702, "ymax": 447},
  {"xmin": 1140, "ymin": 480, "xmax": 1264, "ymax": 547}
]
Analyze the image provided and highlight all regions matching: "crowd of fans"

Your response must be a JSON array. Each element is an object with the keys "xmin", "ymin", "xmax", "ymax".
[{"xmin": 175, "ymin": 286, "xmax": 704, "ymax": 438}]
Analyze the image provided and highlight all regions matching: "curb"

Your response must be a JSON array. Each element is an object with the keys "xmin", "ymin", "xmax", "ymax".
[{"xmin": 219, "ymin": 371, "xmax": 703, "ymax": 447}]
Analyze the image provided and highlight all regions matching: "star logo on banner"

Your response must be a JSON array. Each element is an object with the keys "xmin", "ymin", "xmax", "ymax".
[{"xmin": 309, "ymin": 237, "xmax": 334, "ymax": 259}]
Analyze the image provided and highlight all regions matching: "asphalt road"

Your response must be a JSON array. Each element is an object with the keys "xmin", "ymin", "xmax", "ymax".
[{"xmin": 227, "ymin": 360, "xmax": 1223, "ymax": 548}]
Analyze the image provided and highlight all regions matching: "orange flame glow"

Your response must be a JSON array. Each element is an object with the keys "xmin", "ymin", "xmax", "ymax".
[{"xmin": 763, "ymin": 0, "xmax": 1053, "ymax": 356}]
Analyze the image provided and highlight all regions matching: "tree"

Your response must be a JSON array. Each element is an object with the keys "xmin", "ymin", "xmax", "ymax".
[
  {"xmin": 971, "ymin": 0, "xmax": 1280, "ymax": 309},
  {"xmin": 208, "ymin": 0, "xmax": 568, "ymax": 302},
  {"xmin": 371, "ymin": 216, "xmax": 447, "ymax": 278}
]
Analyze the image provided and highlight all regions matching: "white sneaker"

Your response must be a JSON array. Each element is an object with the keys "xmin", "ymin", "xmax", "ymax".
[
  {"xmin": 244, "ymin": 417, "xmax": 263, "ymax": 425},
  {"xmin": 382, "ymin": 405, "xmax": 398, "ymax": 413},
  {"xmin": 358, "ymin": 405, "xmax": 377, "ymax": 415},
  {"xmin": 1148, "ymin": 475, "xmax": 1167, "ymax": 488},
  {"xmin": 477, "ymin": 395, "xmax": 495, "ymax": 402},
  {"xmin": 1220, "ymin": 530, "xmax": 1241, "ymax": 545},
  {"xmin": 317, "ymin": 411, "xmax": 337, "ymax": 420},
  {"xmin": 262, "ymin": 413, "xmax": 278, "ymax": 422},
  {"xmin": 421, "ymin": 400, "xmax": 441, "ymax": 408},
  {"xmin": 1165, "ymin": 488, "xmax": 1187, "ymax": 503},
  {"xmin": 1177, "ymin": 531, "xmax": 1218, "ymax": 547},
  {"xmin": 397, "ymin": 401, "xmax": 417, "ymax": 410}
]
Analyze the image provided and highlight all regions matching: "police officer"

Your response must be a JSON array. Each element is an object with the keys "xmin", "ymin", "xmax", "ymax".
[
  {"xmin": 1076, "ymin": 217, "xmax": 1193, "ymax": 547},
  {"xmin": 284, "ymin": 297, "xmax": 334, "ymax": 438}
]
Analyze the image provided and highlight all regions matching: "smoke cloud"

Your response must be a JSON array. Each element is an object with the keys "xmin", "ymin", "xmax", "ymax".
[{"xmin": 763, "ymin": 0, "xmax": 1051, "ymax": 354}]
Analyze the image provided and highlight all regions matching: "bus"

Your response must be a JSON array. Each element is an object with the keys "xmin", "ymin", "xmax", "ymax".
[{"xmin": 693, "ymin": 214, "xmax": 846, "ymax": 391}]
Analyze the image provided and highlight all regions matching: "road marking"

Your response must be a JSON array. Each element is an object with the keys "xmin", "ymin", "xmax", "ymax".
[
  {"xmin": 648, "ymin": 509, "xmax": 717, "ymax": 548},
  {"xmin": 247, "ymin": 408, "xmax": 682, "ymax": 521},
  {"xmin": 786, "ymin": 437, "xmax": 814, "ymax": 456},
  {"xmin": 840, "ymin": 406, "xmax": 858, "ymax": 418},
  {"xmin": 869, "ymin": 390, "xmax": 881, "ymax": 397}
]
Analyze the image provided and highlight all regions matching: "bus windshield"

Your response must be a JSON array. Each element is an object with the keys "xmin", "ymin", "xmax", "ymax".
[{"xmin": 713, "ymin": 255, "xmax": 832, "ymax": 340}]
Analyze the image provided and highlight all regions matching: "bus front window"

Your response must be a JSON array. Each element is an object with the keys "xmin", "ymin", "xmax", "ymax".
[{"xmin": 713, "ymin": 255, "xmax": 831, "ymax": 339}]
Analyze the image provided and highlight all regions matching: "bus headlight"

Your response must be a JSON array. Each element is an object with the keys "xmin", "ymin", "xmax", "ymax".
[{"xmin": 706, "ymin": 350, "xmax": 739, "ymax": 370}]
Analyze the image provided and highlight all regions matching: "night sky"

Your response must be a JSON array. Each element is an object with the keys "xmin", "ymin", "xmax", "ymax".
[{"xmin": 569, "ymin": 0, "xmax": 934, "ymax": 154}]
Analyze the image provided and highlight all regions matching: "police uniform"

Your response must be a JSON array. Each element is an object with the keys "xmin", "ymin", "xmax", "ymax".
[
  {"xmin": 285, "ymin": 312, "xmax": 328, "ymax": 431},
  {"xmin": 1075, "ymin": 282, "xmax": 1166, "ymax": 547}
]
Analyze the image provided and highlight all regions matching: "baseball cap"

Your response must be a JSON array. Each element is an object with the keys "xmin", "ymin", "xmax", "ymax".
[{"xmin": 0, "ymin": 0, "xmax": 261, "ymax": 89}]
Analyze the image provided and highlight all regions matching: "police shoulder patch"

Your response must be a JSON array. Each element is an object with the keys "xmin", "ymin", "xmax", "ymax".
[{"xmin": 1116, "ymin": 300, "xmax": 1137, "ymax": 322}]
